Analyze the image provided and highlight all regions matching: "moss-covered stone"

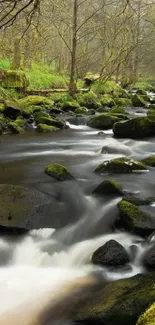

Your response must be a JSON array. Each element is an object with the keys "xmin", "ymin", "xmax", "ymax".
[
  {"xmin": 0, "ymin": 71, "xmax": 29, "ymax": 89},
  {"xmin": 36, "ymin": 124, "xmax": 59, "ymax": 133},
  {"xmin": 114, "ymin": 98, "xmax": 132, "ymax": 106},
  {"xmin": 74, "ymin": 107, "xmax": 88, "ymax": 114},
  {"xmin": 75, "ymin": 273, "xmax": 155, "ymax": 325},
  {"xmin": 136, "ymin": 89, "xmax": 148, "ymax": 96},
  {"xmin": 95, "ymin": 157, "xmax": 147, "ymax": 174},
  {"xmin": 87, "ymin": 113, "xmax": 120, "ymax": 129},
  {"xmin": 136, "ymin": 303, "xmax": 155, "ymax": 325},
  {"xmin": 62, "ymin": 101, "xmax": 80, "ymax": 112},
  {"xmin": 19, "ymin": 95, "xmax": 54, "ymax": 107},
  {"xmin": 76, "ymin": 91, "xmax": 100, "ymax": 109},
  {"xmin": 93, "ymin": 179, "xmax": 124, "ymax": 197},
  {"xmin": 44, "ymin": 163, "xmax": 73, "ymax": 181},
  {"xmin": 113, "ymin": 117, "xmax": 155, "ymax": 138},
  {"xmin": 35, "ymin": 115, "xmax": 65, "ymax": 129},
  {"xmin": 3, "ymin": 100, "xmax": 21, "ymax": 118},
  {"xmin": 0, "ymin": 103, "xmax": 4, "ymax": 113},
  {"xmin": 147, "ymin": 109, "xmax": 155, "ymax": 117},
  {"xmin": 132, "ymin": 94, "xmax": 147, "ymax": 107},
  {"xmin": 100, "ymin": 95, "xmax": 116, "ymax": 107},
  {"xmin": 7, "ymin": 122, "xmax": 24, "ymax": 134},
  {"xmin": 142, "ymin": 156, "xmax": 155, "ymax": 167},
  {"xmin": 117, "ymin": 200, "xmax": 155, "ymax": 236},
  {"xmin": 15, "ymin": 117, "xmax": 27, "ymax": 127},
  {"xmin": 0, "ymin": 114, "xmax": 7, "ymax": 131},
  {"xmin": 110, "ymin": 106, "xmax": 125, "ymax": 114},
  {"xmin": 92, "ymin": 240, "xmax": 129, "ymax": 267},
  {"xmin": 110, "ymin": 112, "xmax": 129, "ymax": 120},
  {"xmin": 97, "ymin": 106, "xmax": 110, "ymax": 113},
  {"xmin": 49, "ymin": 107, "xmax": 62, "ymax": 114},
  {"xmin": 124, "ymin": 196, "xmax": 155, "ymax": 206}
]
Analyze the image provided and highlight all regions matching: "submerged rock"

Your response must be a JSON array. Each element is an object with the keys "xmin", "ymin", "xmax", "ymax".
[
  {"xmin": 93, "ymin": 179, "xmax": 124, "ymax": 197},
  {"xmin": 142, "ymin": 156, "xmax": 155, "ymax": 167},
  {"xmin": 87, "ymin": 113, "xmax": 120, "ymax": 129},
  {"xmin": 117, "ymin": 200, "xmax": 155, "ymax": 236},
  {"xmin": 0, "ymin": 184, "xmax": 52, "ymax": 228},
  {"xmin": 113, "ymin": 117, "xmax": 155, "ymax": 138},
  {"xmin": 92, "ymin": 240, "xmax": 129, "ymax": 267},
  {"xmin": 136, "ymin": 303, "xmax": 155, "ymax": 325},
  {"xmin": 36, "ymin": 124, "xmax": 59, "ymax": 133},
  {"xmin": 95, "ymin": 157, "xmax": 147, "ymax": 174},
  {"xmin": 75, "ymin": 273, "xmax": 155, "ymax": 325},
  {"xmin": 44, "ymin": 163, "xmax": 73, "ymax": 181}
]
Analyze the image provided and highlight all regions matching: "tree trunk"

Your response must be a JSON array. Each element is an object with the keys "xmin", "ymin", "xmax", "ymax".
[
  {"xmin": 11, "ymin": 38, "xmax": 21, "ymax": 69},
  {"xmin": 69, "ymin": 0, "xmax": 78, "ymax": 96}
]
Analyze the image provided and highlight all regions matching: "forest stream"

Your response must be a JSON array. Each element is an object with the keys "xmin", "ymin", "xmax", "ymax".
[{"xmin": 0, "ymin": 106, "xmax": 155, "ymax": 324}]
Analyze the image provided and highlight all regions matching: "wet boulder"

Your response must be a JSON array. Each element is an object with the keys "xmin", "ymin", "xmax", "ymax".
[
  {"xmin": 113, "ymin": 117, "xmax": 155, "ymax": 138},
  {"xmin": 110, "ymin": 106, "xmax": 126, "ymax": 114},
  {"xmin": 92, "ymin": 240, "xmax": 129, "ymax": 267},
  {"xmin": 124, "ymin": 196, "xmax": 155, "ymax": 206},
  {"xmin": 36, "ymin": 124, "xmax": 59, "ymax": 133},
  {"xmin": 136, "ymin": 303, "xmax": 155, "ymax": 325},
  {"xmin": 35, "ymin": 115, "xmax": 65, "ymax": 129},
  {"xmin": 87, "ymin": 113, "xmax": 120, "ymax": 129},
  {"xmin": 44, "ymin": 163, "xmax": 73, "ymax": 181},
  {"xmin": 93, "ymin": 179, "xmax": 124, "ymax": 197},
  {"xmin": 95, "ymin": 157, "xmax": 147, "ymax": 174},
  {"xmin": 74, "ymin": 107, "xmax": 88, "ymax": 114},
  {"xmin": 132, "ymin": 94, "xmax": 147, "ymax": 107},
  {"xmin": 117, "ymin": 200, "xmax": 155, "ymax": 236},
  {"xmin": 143, "ymin": 245, "xmax": 155, "ymax": 270},
  {"xmin": 142, "ymin": 156, "xmax": 155, "ymax": 167},
  {"xmin": 75, "ymin": 273, "xmax": 155, "ymax": 325},
  {"xmin": 147, "ymin": 109, "xmax": 155, "ymax": 117},
  {"xmin": 147, "ymin": 231, "xmax": 155, "ymax": 244},
  {"xmin": 136, "ymin": 89, "xmax": 148, "ymax": 96},
  {"xmin": 114, "ymin": 98, "xmax": 132, "ymax": 106},
  {"xmin": 19, "ymin": 95, "xmax": 54, "ymax": 108},
  {"xmin": 7, "ymin": 122, "xmax": 24, "ymax": 134},
  {"xmin": 100, "ymin": 95, "xmax": 116, "ymax": 107}
]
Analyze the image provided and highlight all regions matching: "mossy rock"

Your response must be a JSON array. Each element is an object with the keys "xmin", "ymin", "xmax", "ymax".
[
  {"xmin": 110, "ymin": 106, "xmax": 125, "ymax": 114},
  {"xmin": 44, "ymin": 163, "xmax": 73, "ymax": 181},
  {"xmin": 33, "ymin": 110, "xmax": 49, "ymax": 122},
  {"xmin": 114, "ymin": 98, "xmax": 132, "ymax": 106},
  {"xmin": 100, "ymin": 95, "xmax": 116, "ymax": 107},
  {"xmin": 132, "ymin": 94, "xmax": 147, "ymax": 107},
  {"xmin": 95, "ymin": 157, "xmax": 147, "ymax": 174},
  {"xmin": 142, "ymin": 156, "xmax": 155, "ymax": 167},
  {"xmin": 147, "ymin": 109, "xmax": 155, "ymax": 117},
  {"xmin": 49, "ymin": 107, "xmax": 62, "ymax": 114},
  {"xmin": 87, "ymin": 113, "xmax": 120, "ymax": 129},
  {"xmin": 74, "ymin": 107, "xmax": 88, "ymax": 114},
  {"xmin": 113, "ymin": 117, "xmax": 155, "ymax": 138},
  {"xmin": 0, "ymin": 71, "xmax": 29, "ymax": 89},
  {"xmin": 0, "ymin": 184, "xmax": 52, "ymax": 228},
  {"xmin": 3, "ymin": 100, "xmax": 21, "ymax": 119},
  {"xmin": 143, "ymin": 246, "xmax": 155, "ymax": 270},
  {"xmin": 97, "ymin": 106, "xmax": 110, "ymax": 113},
  {"xmin": 93, "ymin": 179, "xmax": 124, "ymax": 197},
  {"xmin": 19, "ymin": 95, "xmax": 54, "ymax": 108},
  {"xmin": 136, "ymin": 303, "xmax": 155, "ymax": 325},
  {"xmin": 76, "ymin": 91, "xmax": 100, "ymax": 109},
  {"xmin": 113, "ymin": 89, "xmax": 131, "ymax": 99},
  {"xmin": 7, "ymin": 122, "xmax": 24, "ymax": 134},
  {"xmin": 35, "ymin": 116, "xmax": 65, "ymax": 129},
  {"xmin": 36, "ymin": 124, "xmax": 59, "ymax": 133},
  {"xmin": 75, "ymin": 273, "xmax": 155, "ymax": 325},
  {"xmin": 86, "ymin": 109, "xmax": 95, "ymax": 115},
  {"xmin": 124, "ymin": 196, "xmax": 155, "ymax": 206},
  {"xmin": 117, "ymin": 200, "xmax": 155, "ymax": 236},
  {"xmin": 136, "ymin": 89, "xmax": 148, "ymax": 96},
  {"xmin": 92, "ymin": 239, "xmax": 129, "ymax": 267},
  {"xmin": 62, "ymin": 101, "xmax": 80, "ymax": 112},
  {"xmin": 15, "ymin": 117, "xmax": 27, "ymax": 127},
  {"xmin": 0, "ymin": 103, "xmax": 4, "ymax": 113},
  {"xmin": 0, "ymin": 114, "xmax": 7, "ymax": 131},
  {"xmin": 110, "ymin": 113, "xmax": 129, "ymax": 120}
]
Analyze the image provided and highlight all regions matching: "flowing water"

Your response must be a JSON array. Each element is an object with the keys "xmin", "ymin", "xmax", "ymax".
[{"xmin": 0, "ymin": 109, "xmax": 155, "ymax": 322}]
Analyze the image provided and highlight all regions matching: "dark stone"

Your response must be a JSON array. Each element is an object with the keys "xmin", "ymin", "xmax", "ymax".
[
  {"xmin": 93, "ymin": 180, "xmax": 124, "ymax": 197},
  {"xmin": 144, "ymin": 245, "xmax": 155, "ymax": 270},
  {"xmin": 92, "ymin": 239, "xmax": 129, "ymax": 267},
  {"xmin": 129, "ymin": 244, "xmax": 138, "ymax": 262}
]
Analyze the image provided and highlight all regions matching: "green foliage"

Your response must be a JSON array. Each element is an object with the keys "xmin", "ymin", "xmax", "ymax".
[
  {"xmin": 92, "ymin": 80, "xmax": 121, "ymax": 94},
  {"xmin": 0, "ymin": 59, "xmax": 11, "ymax": 70},
  {"xmin": 131, "ymin": 81, "xmax": 155, "ymax": 92}
]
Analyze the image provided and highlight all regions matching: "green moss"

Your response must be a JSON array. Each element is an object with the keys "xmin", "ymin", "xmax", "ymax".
[
  {"xmin": 74, "ymin": 107, "xmax": 87, "ymax": 114},
  {"xmin": 15, "ymin": 117, "xmax": 26, "ymax": 127},
  {"xmin": 95, "ymin": 157, "xmax": 147, "ymax": 174},
  {"xmin": 100, "ymin": 95, "xmax": 115, "ymax": 107},
  {"xmin": 147, "ymin": 109, "xmax": 155, "ymax": 117},
  {"xmin": 93, "ymin": 179, "xmax": 123, "ymax": 197},
  {"xmin": 19, "ymin": 95, "xmax": 54, "ymax": 107},
  {"xmin": 76, "ymin": 91, "xmax": 100, "ymax": 109},
  {"xmin": 36, "ymin": 124, "xmax": 59, "ymax": 133},
  {"xmin": 132, "ymin": 94, "xmax": 147, "ymax": 107},
  {"xmin": 110, "ymin": 113, "xmax": 129, "ymax": 120},
  {"xmin": 142, "ymin": 156, "xmax": 155, "ymax": 167},
  {"xmin": 87, "ymin": 113, "xmax": 120, "ymax": 129},
  {"xmin": 110, "ymin": 106, "xmax": 125, "ymax": 114},
  {"xmin": 136, "ymin": 303, "xmax": 155, "ymax": 325},
  {"xmin": 91, "ymin": 80, "xmax": 121, "ymax": 94},
  {"xmin": 114, "ymin": 98, "xmax": 132, "ymax": 106},
  {"xmin": 62, "ymin": 101, "xmax": 80, "ymax": 111},
  {"xmin": 0, "ymin": 70, "xmax": 29, "ymax": 89},
  {"xmin": 35, "ymin": 115, "xmax": 65, "ymax": 128},
  {"xmin": 7, "ymin": 122, "xmax": 24, "ymax": 134},
  {"xmin": 44, "ymin": 163, "xmax": 73, "ymax": 181},
  {"xmin": 0, "ymin": 103, "xmax": 4, "ymax": 112}
]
